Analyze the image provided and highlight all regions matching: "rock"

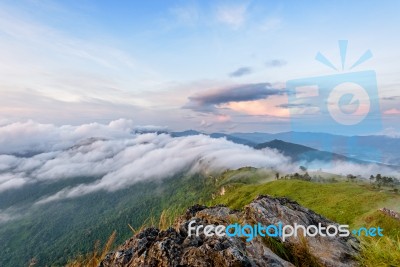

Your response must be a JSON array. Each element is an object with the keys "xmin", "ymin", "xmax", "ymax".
[
  {"xmin": 99, "ymin": 195, "xmax": 359, "ymax": 267},
  {"xmin": 379, "ymin": 207, "xmax": 400, "ymax": 221},
  {"xmin": 245, "ymin": 196, "xmax": 359, "ymax": 267}
]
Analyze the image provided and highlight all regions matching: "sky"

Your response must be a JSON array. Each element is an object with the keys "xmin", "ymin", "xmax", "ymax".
[{"xmin": 0, "ymin": 0, "xmax": 399, "ymax": 135}]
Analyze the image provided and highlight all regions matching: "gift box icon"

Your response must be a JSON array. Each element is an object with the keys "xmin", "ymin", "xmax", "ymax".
[{"xmin": 285, "ymin": 40, "xmax": 382, "ymax": 161}]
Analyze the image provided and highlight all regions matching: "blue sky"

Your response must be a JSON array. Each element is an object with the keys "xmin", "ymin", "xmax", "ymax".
[{"xmin": 0, "ymin": 0, "xmax": 399, "ymax": 135}]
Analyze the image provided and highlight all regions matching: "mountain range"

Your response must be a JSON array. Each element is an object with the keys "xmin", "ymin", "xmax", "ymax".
[{"xmin": 172, "ymin": 130, "xmax": 400, "ymax": 168}]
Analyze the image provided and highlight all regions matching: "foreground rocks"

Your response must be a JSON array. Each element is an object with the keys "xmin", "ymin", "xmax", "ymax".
[
  {"xmin": 99, "ymin": 196, "xmax": 359, "ymax": 267},
  {"xmin": 379, "ymin": 207, "xmax": 400, "ymax": 221}
]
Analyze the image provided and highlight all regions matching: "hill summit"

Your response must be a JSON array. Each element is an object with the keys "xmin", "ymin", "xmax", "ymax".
[{"xmin": 100, "ymin": 195, "xmax": 359, "ymax": 267}]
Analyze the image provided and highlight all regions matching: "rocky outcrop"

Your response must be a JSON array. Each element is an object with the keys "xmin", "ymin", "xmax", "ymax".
[
  {"xmin": 379, "ymin": 207, "xmax": 400, "ymax": 221},
  {"xmin": 99, "ymin": 196, "xmax": 360, "ymax": 267},
  {"xmin": 244, "ymin": 196, "xmax": 359, "ymax": 267}
]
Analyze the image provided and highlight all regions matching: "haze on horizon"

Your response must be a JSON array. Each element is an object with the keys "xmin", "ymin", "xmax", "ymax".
[{"xmin": 0, "ymin": 0, "xmax": 399, "ymax": 135}]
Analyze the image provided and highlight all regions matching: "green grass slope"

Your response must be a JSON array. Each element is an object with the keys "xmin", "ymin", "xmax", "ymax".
[
  {"xmin": 207, "ymin": 170, "xmax": 400, "ymax": 266},
  {"xmin": 209, "ymin": 180, "xmax": 396, "ymax": 227}
]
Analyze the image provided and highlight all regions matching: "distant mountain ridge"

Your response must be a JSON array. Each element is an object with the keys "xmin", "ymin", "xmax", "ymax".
[
  {"xmin": 171, "ymin": 131, "xmax": 255, "ymax": 146},
  {"xmin": 230, "ymin": 131, "xmax": 400, "ymax": 166},
  {"xmin": 255, "ymin": 139, "xmax": 365, "ymax": 165},
  {"xmin": 171, "ymin": 130, "xmax": 400, "ymax": 166}
]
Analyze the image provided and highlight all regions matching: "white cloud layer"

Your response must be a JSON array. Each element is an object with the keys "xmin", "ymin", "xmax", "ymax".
[
  {"xmin": 0, "ymin": 209, "xmax": 19, "ymax": 224},
  {"xmin": 0, "ymin": 119, "xmax": 134, "ymax": 155},
  {"xmin": 0, "ymin": 119, "xmax": 294, "ymax": 204},
  {"xmin": 0, "ymin": 119, "xmax": 398, "ymax": 206}
]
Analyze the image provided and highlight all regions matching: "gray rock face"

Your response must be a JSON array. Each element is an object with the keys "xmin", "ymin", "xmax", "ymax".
[
  {"xmin": 379, "ymin": 207, "xmax": 400, "ymax": 221},
  {"xmin": 99, "ymin": 196, "xmax": 359, "ymax": 267},
  {"xmin": 245, "ymin": 196, "xmax": 359, "ymax": 267}
]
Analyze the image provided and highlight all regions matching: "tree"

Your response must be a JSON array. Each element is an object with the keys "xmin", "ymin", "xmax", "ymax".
[
  {"xmin": 275, "ymin": 172, "xmax": 280, "ymax": 180},
  {"xmin": 376, "ymin": 174, "xmax": 382, "ymax": 183},
  {"xmin": 299, "ymin": 166, "xmax": 307, "ymax": 172},
  {"xmin": 303, "ymin": 172, "xmax": 311, "ymax": 181},
  {"xmin": 369, "ymin": 175, "xmax": 374, "ymax": 184},
  {"xmin": 347, "ymin": 174, "xmax": 356, "ymax": 182}
]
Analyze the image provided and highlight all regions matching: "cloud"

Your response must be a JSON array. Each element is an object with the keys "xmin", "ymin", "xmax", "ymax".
[
  {"xmin": 266, "ymin": 59, "xmax": 287, "ymax": 68},
  {"xmin": 0, "ymin": 3, "xmax": 164, "ymax": 125},
  {"xmin": 382, "ymin": 96, "xmax": 400, "ymax": 101},
  {"xmin": 229, "ymin": 67, "xmax": 252, "ymax": 77},
  {"xmin": 379, "ymin": 127, "xmax": 400, "ymax": 138},
  {"xmin": 384, "ymin": 108, "xmax": 400, "ymax": 115},
  {"xmin": 273, "ymin": 103, "xmax": 320, "ymax": 115},
  {"xmin": 224, "ymin": 99, "xmax": 290, "ymax": 117},
  {"xmin": 200, "ymin": 120, "xmax": 213, "ymax": 128},
  {"xmin": 259, "ymin": 18, "xmax": 282, "ymax": 32},
  {"xmin": 0, "ymin": 119, "xmax": 398, "ymax": 208},
  {"xmin": 0, "ymin": 119, "xmax": 134, "ymax": 155},
  {"xmin": 0, "ymin": 3, "xmax": 137, "ymax": 71},
  {"xmin": 216, "ymin": 114, "xmax": 231, "ymax": 122},
  {"xmin": 170, "ymin": 5, "xmax": 200, "ymax": 25},
  {"xmin": 276, "ymin": 103, "xmax": 314, "ymax": 109},
  {"xmin": 0, "ymin": 208, "xmax": 21, "ymax": 224},
  {"xmin": 36, "ymin": 136, "xmax": 293, "ymax": 204},
  {"xmin": 216, "ymin": 4, "xmax": 247, "ymax": 29},
  {"xmin": 308, "ymin": 160, "xmax": 400, "ymax": 180},
  {"xmin": 0, "ymin": 119, "xmax": 295, "ymax": 205},
  {"xmin": 0, "ymin": 173, "xmax": 30, "ymax": 193},
  {"xmin": 35, "ymin": 134, "xmax": 293, "ymax": 204},
  {"xmin": 184, "ymin": 83, "xmax": 285, "ymax": 113}
]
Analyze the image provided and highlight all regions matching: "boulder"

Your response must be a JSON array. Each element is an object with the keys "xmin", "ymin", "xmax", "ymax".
[{"xmin": 99, "ymin": 195, "xmax": 359, "ymax": 267}]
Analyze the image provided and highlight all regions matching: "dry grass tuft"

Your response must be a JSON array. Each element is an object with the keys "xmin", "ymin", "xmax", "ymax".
[{"xmin": 66, "ymin": 231, "xmax": 116, "ymax": 267}]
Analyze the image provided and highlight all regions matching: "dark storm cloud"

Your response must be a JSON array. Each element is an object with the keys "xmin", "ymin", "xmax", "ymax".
[
  {"xmin": 265, "ymin": 59, "xmax": 287, "ymax": 68},
  {"xmin": 184, "ymin": 83, "xmax": 285, "ymax": 113},
  {"xmin": 229, "ymin": 67, "xmax": 252, "ymax": 77}
]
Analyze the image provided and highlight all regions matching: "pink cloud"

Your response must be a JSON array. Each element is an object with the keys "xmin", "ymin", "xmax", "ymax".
[
  {"xmin": 384, "ymin": 108, "xmax": 400, "ymax": 115},
  {"xmin": 216, "ymin": 114, "xmax": 231, "ymax": 122},
  {"xmin": 222, "ymin": 95, "xmax": 290, "ymax": 117}
]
